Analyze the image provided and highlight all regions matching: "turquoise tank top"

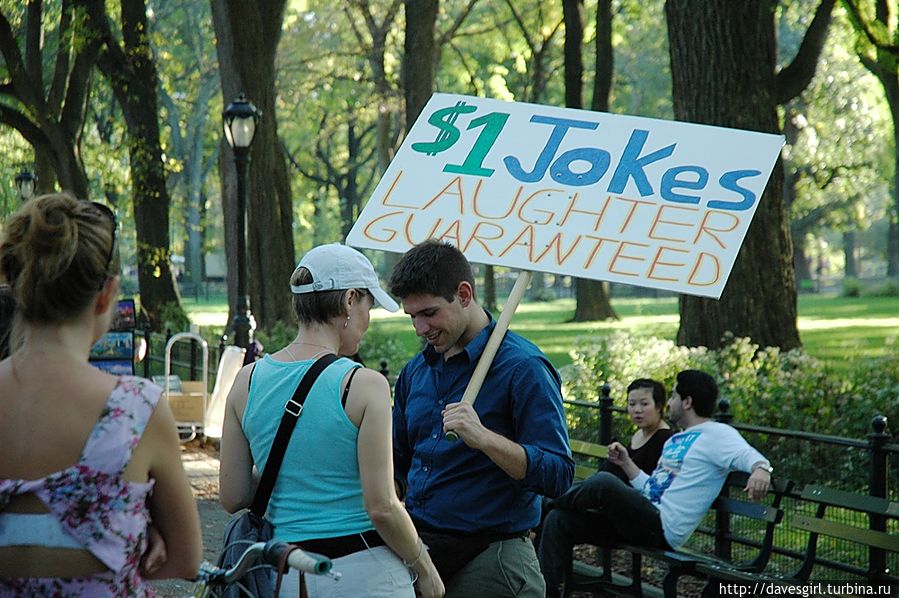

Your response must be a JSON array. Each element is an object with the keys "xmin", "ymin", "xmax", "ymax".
[{"xmin": 242, "ymin": 355, "xmax": 372, "ymax": 541}]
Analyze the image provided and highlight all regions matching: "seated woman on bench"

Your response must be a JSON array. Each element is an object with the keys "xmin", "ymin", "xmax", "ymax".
[
  {"xmin": 537, "ymin": 379, "xmax": 672, "ymax": 540},
  {"xmin": 593, "ymin": 378, "xmax": 673, "ymax": 483}
]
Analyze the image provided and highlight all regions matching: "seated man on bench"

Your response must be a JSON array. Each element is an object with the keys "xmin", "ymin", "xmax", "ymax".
[{"xmin": 538, "ymin": 369, "xmax": 773, "ymax": 598}]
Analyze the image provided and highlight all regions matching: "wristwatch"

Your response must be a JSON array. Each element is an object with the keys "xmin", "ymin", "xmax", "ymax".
[{"xmin": 753, "ymin": 463, "xmax": 774, "ymax": 475}]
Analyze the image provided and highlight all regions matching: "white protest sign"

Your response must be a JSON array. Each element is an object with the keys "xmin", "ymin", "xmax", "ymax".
[{"xmin": 347, "ymin": 93, "xmax": 784, "ymax": 298}]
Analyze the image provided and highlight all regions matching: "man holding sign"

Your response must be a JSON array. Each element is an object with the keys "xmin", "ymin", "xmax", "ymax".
[
  {"xmin": 389, "ymin": 240, "xmax": 574, "ymax": 598},
  {"xmin": 346, "ymin": 91, "xmax": 783, "ymax": 597}
]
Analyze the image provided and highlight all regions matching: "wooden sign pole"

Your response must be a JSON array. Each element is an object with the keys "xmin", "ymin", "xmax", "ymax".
[{"xmin": 446, "ymin": 270, "xmax": 533, "ymax": 441}]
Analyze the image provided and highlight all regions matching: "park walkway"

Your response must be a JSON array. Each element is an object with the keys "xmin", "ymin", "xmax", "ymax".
[{"xmin": 150, "ymin": 442, "xmax": 230, "ymax": 598}]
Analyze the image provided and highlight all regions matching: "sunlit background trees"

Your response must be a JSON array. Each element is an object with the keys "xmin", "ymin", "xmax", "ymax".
[{"xmin": 1, "ymin": 0, "xmax": 896, "ymax": 350}]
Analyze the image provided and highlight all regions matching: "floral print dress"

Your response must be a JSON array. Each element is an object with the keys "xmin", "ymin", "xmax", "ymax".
[{"xmin": 0, "ymin": 376, "xmax": 162, "ymax": 597}]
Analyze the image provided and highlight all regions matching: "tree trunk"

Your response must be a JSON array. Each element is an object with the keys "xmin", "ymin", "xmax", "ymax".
[
  {"xmin": 403, "ymin": 0, "xmax": 439, "ymax": 131},
  {"xmin": 843, "ymin": 231, "xmax": 858, "ymax": 279},
  {"xmin": 160, "ymin": 69, "xmax": 218, "ymax": 297},
  {"xmin": 395, "ymin": 0, "xmax": 439, "ymax": 279},
  {"xmin": 342, "ymin": 115, "xmax": 361, "ymax": 239},
  {"xmin": 563, "ymin": 0, "xmax": 617, "ymax": 321},
  {"xmin": 792, "ymin": 232, "xmax": 812, "ymax": 286},
  {"xmin": 562, "ymin": 0, "xmax": 584, "ymax": 110},
  {"xmin": 483, "ymin": 264, "xmax": 497, "ymax": 313},
  {"xmin": 884, "ymin": 76, "xmax": 899, "ymax": 277},
  {"xmin": 783, "ymin": 123, "xmax": 810, "ymax": 292},
  {"xmin": 85, "ymin": 0, "xmax": 183, "ymax": 329},
  {"xmin": 211, "ymin": 0, "xmax": 295, "ymax": 333},
  {"xmin": 668, "ymin": 0, "xmax": 800, "ymax": 350}
]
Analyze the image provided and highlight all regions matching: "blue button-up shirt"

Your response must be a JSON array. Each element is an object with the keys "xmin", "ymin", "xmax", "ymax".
[{"xmin": 393, "ymin": 317, "xmax": 574, "ymax": 534}]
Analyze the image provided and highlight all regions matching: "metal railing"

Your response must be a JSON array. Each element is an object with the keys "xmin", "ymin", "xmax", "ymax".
[
  {"xmin": 136, "ymin": 328, "xmax": 229, "ymax": 389},
  {"xmin": 562, "ymin": 384, "xmax": 898, "ymax": 582}
]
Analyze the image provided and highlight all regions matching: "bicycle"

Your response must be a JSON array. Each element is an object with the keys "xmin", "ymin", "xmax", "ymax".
[{"xmin": 189, "ymin": 539, "xmax": 341, "ymax": 597}]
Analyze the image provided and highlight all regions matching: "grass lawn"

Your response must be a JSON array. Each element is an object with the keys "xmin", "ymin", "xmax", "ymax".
[{"xmin": 182, "ymin": 293, "xmax": 899, "ymax": 372}]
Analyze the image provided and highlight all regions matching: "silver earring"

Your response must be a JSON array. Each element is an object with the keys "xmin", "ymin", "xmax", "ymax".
[{"xmin": 344, "ymin": 316, "xmax": 350, "ymax": 329}]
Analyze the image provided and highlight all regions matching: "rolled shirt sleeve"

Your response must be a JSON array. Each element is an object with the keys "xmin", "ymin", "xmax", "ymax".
[{"xmin": 511, "ymin": 357, "xmax": 575, "ymax": 498}]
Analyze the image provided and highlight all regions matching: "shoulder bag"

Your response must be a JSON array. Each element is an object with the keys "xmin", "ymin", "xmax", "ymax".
[{"xmin": 215, "ymin": 353, "xmax": 339, "ymax": 598}]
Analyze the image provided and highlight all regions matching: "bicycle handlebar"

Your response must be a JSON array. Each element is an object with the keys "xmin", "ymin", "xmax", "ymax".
[
  {"xmin": 195, "ymin": 539, "xmax": 339, "ymax": 593},
  {"xmin": 266, "ymin": 541, "xmax": 332, "ymax": 575}
]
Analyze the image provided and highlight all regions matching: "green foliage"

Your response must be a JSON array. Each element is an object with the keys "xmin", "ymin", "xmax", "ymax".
[
  {"xmin": 868, "ymin": 279, "xmax": 899, "ymax": 297},
  {"xmin": 252, "ymin": 318, "xmax": 414, "ymax": 378},
  {"xmin": 563, "ymin": 330, "xmax": 709, "ymax": 404},
  {"xmin": 253, "ymin": 320, "xmax": 296, "ymax": 355},
  {"xmin": 563, "ymin": 331, "xmax": 898, "ymax": 438},
  {"xmin": 158, "ymin": 301, "xmax": 190, "ymax": 333},
  {"xmin": 357, "ymin": 325, "xmax": 415, "ymax": 378},
  {"xmin": 563, "ymin": 331, "xmax": 899, "ymax": 489},
  {"xmin": 842, "ymin": 277, "xmax": 862, "ymax": 297}
]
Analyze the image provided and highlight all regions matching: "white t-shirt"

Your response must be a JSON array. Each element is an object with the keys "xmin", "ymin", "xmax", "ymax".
[{"xmin": 629, "ymin": 421, "xmax": 767, "ymax": 549}]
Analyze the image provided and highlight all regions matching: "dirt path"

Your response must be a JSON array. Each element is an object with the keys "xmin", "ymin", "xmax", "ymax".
[{"xmin": 150, "ymin": 441, "xmax": 232, "ymax": 597}]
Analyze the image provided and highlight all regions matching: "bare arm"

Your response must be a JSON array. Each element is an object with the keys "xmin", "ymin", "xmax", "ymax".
[
  {"xmin": 219, "ymin": 365, "xmax": 257, "ymax": 513},
  {"xmin": 354, "ymin": 369, "xmax": 444, "ymax": 598},
  {"xmin": 143, "ymin": 398, "xmax": 202, "ymax": 580}
]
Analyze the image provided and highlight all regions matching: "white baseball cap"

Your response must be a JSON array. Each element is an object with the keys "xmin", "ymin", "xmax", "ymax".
[{"xmin": 289, "ymin": 243, "xmax": 399, "ymax": 312}]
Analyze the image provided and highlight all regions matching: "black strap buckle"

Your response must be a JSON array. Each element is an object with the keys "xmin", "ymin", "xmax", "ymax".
[{"xmin": 285, "ymin": 400, "xmax": 304, "ymax": 417}]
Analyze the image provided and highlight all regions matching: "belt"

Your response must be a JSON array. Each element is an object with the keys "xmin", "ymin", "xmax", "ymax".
[
  {"xmin": 293, "ymin": 529, "xmax": 386, "ymax": 559},
  {"xmin": 413, "ymin": 519, "xmax": 529, "ymax": 543}
]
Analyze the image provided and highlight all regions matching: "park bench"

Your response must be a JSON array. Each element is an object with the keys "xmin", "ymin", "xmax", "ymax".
[
  {"xmin": 564, "ymin": 439, "xmax": 793, "ymax": 598},
  {"xmin": 694, "ymin": 484, "xmax": 899, "ymax": 593}
]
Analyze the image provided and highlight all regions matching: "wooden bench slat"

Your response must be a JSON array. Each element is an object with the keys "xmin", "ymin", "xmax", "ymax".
[
  {"xmin": 574, "ymin": 464, "xmax": 596, "ymax": 481},
  {"xmin": 714, "ymin": 496, "xmax": 783, "ymax": 523},
  {"xmin": 569, "ymin": 439, "xmax": 608, "ymax": 459},
  {"xmin": 789, "ymin": 514, "xmax": 899, "ymax": 552},
  {"xmin": 800, "ymin": 485, "xmax": 898, "ymax": 516}
]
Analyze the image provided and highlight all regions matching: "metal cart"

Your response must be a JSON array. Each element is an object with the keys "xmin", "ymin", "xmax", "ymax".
[{"xmin": 163, "ymin": 331, "xmax": 209, "ymax": 442}]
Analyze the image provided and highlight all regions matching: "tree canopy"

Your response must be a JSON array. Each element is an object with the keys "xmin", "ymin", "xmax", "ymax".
[{"xmin": 0, "ymin": 0, "xmax": 895, "ymax": 348}]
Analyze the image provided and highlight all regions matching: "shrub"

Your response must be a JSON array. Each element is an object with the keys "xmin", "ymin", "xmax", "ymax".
[
  {"xmin": 254, "ymin": 320, "xmax": 296, "ymax": 354},
  {"xmin": 563, "ymin": 333, "xmax": 899, "ymax": 489},
  {"xmin": 867, "ymin": 280, "xmax": 899, "ymax": 297},
  {"xmin": 357, "ymin": 326, "xmax": 415, "ymax": 378},
  {"xmin": 842, "ymin": 277, "xmax": 862, "ymax": 297},
  {"xmin": 562, "ymin": 331, "xmax": 894, "ymax": 436},
  {"xmin": 158, "ymin": 301, "xmax": 191, "ymax": 333}
]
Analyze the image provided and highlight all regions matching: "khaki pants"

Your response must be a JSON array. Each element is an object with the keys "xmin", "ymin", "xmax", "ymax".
[
  {"xmin": 446, "ymin": 536, "xmax": 545, "ymax": 598},
  {"xmin": 282, "ymin": 545, "xmax": 414, "ymax": 598}
]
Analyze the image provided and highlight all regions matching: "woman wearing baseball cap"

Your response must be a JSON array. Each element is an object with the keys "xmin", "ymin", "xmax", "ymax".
[{"xmin": 219, "ymin": 243, "xmax": 443, "ymax": 598}]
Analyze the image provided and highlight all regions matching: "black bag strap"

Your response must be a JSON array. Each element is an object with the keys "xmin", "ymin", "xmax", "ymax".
[
  {"xmin": 250, "ymin": 353, "xmax": 339, "ymax": 516},
  {"xmin": 341, "ymin": 365, "xmax": 362, "ymax": 409}
]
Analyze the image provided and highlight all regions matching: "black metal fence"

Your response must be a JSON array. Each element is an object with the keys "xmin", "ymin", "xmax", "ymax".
[
  {"xmin": 136, "ymin": 328, "xmax": 229, "ymax": 387},
  {"xmin": 563, "ymin": 385, "xmax": 899, "ymax": 582},
  {"xmin": 138, "ymin": 331, "xmax": 895, "ymax": 581}
]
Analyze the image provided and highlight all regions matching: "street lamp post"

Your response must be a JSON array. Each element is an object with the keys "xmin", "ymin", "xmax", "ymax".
[
  {"xmin": 14, "ymin": 169, "xmax": 36, "ymax": 202},
  {"xmin": 223, "ymin": 94, "xmax": 262, "ymax": 350}
]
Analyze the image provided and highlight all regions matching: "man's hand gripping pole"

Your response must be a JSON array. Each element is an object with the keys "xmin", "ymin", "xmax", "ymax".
[{"xmin": 445, "ymin": 270, "xmax": 532, "ymax": 441}]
